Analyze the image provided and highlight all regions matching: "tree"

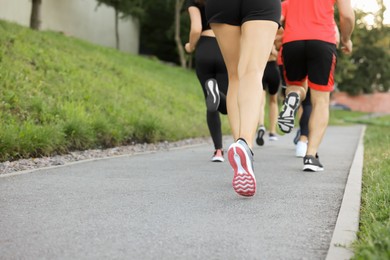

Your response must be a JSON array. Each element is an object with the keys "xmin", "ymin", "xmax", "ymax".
[
  {"xmin": 96, "ymin": 0, "xmax": 144, "ymax": 50},
  {"xmin": 139, "ymin": 0, "xmax": 190, "ymax": 66},
  {"xmin": 335, "ymin": 4, "xmax": 390, "ymax": 95},
  {"xmin": 30, "ymin": 0, "xmax": 42, "ymax": 30},
  {"xmin": 174, "ymin": 0, "xmax": 187, "ymax": 68}
]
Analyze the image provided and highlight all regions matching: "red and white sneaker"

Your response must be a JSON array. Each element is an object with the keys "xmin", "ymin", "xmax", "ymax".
[{"xmin": 228, "ymin": 139, "xmax": 256, "ymax": 197}]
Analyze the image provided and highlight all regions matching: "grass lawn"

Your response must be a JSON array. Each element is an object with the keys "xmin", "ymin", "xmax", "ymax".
[{"xmin": 350, "ymin": 115, "xmax": 390, "ymax": 259}]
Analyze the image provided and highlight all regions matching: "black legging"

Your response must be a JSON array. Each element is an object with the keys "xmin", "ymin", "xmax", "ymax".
[
  {"xmin": 300, "ymin": 89, "xmax": 311, "ymax": 137},
  {"xmin": 195, "ymin": 36, "xmax": 228, "ymax": 149}
]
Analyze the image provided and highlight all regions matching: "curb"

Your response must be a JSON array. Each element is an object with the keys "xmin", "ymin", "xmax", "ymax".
[{"xmin": 326, "ymin": 125, "xmax": 365, "ymax": 260}]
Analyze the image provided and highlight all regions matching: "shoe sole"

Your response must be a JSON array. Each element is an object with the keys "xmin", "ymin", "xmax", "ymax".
[
  {"xmin": 228, "ymin": 143, "xmax": 256, "ymax": 197},
  {"xmin": 211, "ymin": 157, "xmax": 224, "ymax": 162},
  {"xmin": 303, "ymin": 165, "xmax": 324, "ymax": 172},
  {"xmin": 256, "ymin": 128, "xmax": 265, "ymax": 146},
  {"xmin": 205, "ymin": 79, "xmax": 220, "ymax": 112},
  {"xmin": 278, "ymin": 93, "xmax": 300, "ymax": 133}
]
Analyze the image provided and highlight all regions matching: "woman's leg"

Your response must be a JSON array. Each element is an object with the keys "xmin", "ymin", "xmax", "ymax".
[
  {"xmin": 258, "ymin": 90, "xmax": 266, "ymax": 126},
  {"xmin": 209, "ymin": 24, "xmax": 241, "ymax": 141},
  {"xmin": 268, "ymin": 93, "xmax": 278, "ymax": 134},
  {"xmin": 207, "ymin": 111, "xmax": 223, "ymax": 150},
  {"xmin": 238, "ymin": 21, "xmax": 278, "ymax": 147}
]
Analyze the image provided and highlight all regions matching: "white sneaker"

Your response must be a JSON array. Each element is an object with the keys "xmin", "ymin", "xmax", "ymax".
[
  {"xmin": 269, "ymin": 133, "xmax": 278, "ymax": 141},
  {"xmin": 296, "ymin": 141, "xmax": 307, "ymax": 158},
  {"xmin": 211, "ymin": 149, "xmax": 224, "ymax": 162}
]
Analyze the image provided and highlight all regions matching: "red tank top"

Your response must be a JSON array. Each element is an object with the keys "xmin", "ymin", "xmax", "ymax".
[{"xmin": 282, "ymin": 0, "xmax": 337, "ymax": 44}]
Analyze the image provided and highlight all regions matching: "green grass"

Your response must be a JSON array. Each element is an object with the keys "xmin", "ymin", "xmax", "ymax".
[
  {"xmin": 0, "ymin": 20, "xmax": 230, "ymax": 161},
  {"xmin": 351, "ymin": 115, "xmax": 390, "ymax": 260},
  {"xmin": 327, "ymin": 112, "xmax": 390, "ymax": 259},
  {"xmin": 329, "ymin": 109, "xmax": 367, "ymax": 125}
]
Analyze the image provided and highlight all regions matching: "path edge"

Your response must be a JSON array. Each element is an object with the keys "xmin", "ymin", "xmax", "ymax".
[{"xmin": 326, "ymin": 124, "xmax": 365, "ymax": 260}]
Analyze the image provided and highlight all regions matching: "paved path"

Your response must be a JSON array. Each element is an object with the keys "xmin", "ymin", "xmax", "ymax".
[{"xmin": 0, "ymin": 125, "xmax": 364, "ymax": 259}]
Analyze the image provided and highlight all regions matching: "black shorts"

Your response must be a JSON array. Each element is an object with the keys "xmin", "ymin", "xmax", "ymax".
[
  {"xmin": 262, "ymin": 61, "xmax": 280, "ymax": 95},
  {"xmin": 282, "ymin": 40, "xmax": 337, "ymax": 92},
  {"xmin": 206, "ymin": 0, "xmax": 281, "ymax": 26}
]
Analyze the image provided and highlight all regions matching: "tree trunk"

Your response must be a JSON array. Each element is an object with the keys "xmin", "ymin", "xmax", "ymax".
[
  {"xmin": 115, "ymin": 8, "xmax": 120, "ymax": 50},
  {"xmin": 174, "ymin": 0, "xmax": 187, "ymax": 68},
  {"xmin": 377, "ymin": 0, "xmax": 385, "ymax": 28},
  {"xmin": 30, "ymin": 0, "xmax": 42, "ymax": 30}
]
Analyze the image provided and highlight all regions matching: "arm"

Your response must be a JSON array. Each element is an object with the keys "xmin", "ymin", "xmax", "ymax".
[
  {"xmin": 274, "ymin": 27, "xmax": 284, "ymax": 50},
  {"xmin": 185, "ymin": 6, "xmax": 202, "ymax": 53},
  {"xmin": 271, "ymin": 44, "xmax": 278, "ymax": 57},
  {"xmin": 336, "ymin": 0, "xmax": 355, "ymax": 54},
  {"xmin": 335, "ymin": 24, "xmax": 340, "ymax": 48}
]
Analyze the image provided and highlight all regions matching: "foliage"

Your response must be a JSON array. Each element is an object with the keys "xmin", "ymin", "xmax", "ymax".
[
  {"xmin": 95, "ymin": 0, "xmax": 144, "ymax": 19},
  {"xmin": 335, "ymin": 5, "xmax": 390, "ymax": 95},
  {"xmin": 139, "ymin": 0, "xmax": 190, "ymax": 65}
]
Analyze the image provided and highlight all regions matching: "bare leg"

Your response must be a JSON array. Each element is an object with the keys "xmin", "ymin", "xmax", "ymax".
[
  {"xmin": 258, "ymin": 90, "xmax": 266, "ymax": 126},
  {"xmin": 268, "ymin": 93, "xmax": 278, "ymax": 134},
  {"xmin": 209, "ymin": 24, "xmax": 241, "ymax": 140},
  {"xmin": 238, "ymin": 21, "xmax": 278, "ymax": 147},
  {"xmin": 285, "ymin": 85, "xmax": 307, "ymax": 102},
  {"xmin": 306, "ymin": 89, "xmax": 330, "ymax": 156}
]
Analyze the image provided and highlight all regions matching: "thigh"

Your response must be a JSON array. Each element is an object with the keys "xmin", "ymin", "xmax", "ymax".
[
  {"xmin": 282, "ymin": 41, "xmax": 307, "ymax": 86},
  {"xmin": 240, "ymin": 21, "xmax": 278, "ymax": 77},
  {"xmin": 307, "ymin": 40, "xmax": 337, "ymax": 92},
  {"xmin": 210, "ymin": 24, "xmax": 241, "ymax": 78},
  {"xmin": 195, "ymin": 38, "xmax": 217, "ymax": 98},
  {"xmin": 209, "ymin": 37, "xmax": 229, "ymax": 95}
]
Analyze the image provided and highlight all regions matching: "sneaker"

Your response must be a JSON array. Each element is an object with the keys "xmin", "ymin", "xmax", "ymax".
[
  {"xmin": 278, "ymin": 92, "xmax": 300, "ymax": 133},
  {"xmin": 205, "ymin": 79, "xmax": 220, "ymax": 112},
  {"xmin": 303, "ymin": 154, "xmax": 324, "ymax": 172},
  {"xmin": 295, "ymin": 141, "xmax": 307, "ymax": 158},
  {"xmin": 256, "ymin": 126, "xmax": 266, "ymax": 146},
  {"xmin": 211, "ymin": 149, "xmax": 224, "ymax": 162},
  {"xmin": 293, "ymin": 129, "xmax": 301, "ymax": 145},
  {"xmin": 269, "ymin": 133, "xmax": 278, "ymax": 141},
  {"xmin": 228, "ymin": 139, "xmax": 256, "ymax": 197}
]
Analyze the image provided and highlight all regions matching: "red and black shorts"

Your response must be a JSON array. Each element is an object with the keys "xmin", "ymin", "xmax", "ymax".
[
  {"xmin": 282, "ymin": 40, "xmax": 337, "ymax": 92},
  {"xmin": 206, "ymin": 0, "xmax": 281, "ymax": 26}
]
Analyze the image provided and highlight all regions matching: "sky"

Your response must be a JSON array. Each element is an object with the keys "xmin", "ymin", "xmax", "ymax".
[{"xmin": 352, "ymin": 0, "xmax": 390, "ymax": 24}]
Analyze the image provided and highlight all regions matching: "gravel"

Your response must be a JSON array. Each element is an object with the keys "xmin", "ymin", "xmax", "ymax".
[{"xmin": 0, "ymin": 137, "xmax": 212, "ymax": 176}]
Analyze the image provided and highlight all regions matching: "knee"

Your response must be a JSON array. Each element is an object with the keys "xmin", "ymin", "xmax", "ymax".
[
  {"xmin": 311, "ymin": 92, "xmax": 330, "ymax": 107},
  {"xmin": 238, "ymin": 63, "xmax": 265, "ymax": 80},
  {"xmin": 269, "ymin": 95, "xmax": 278, "ymax": 103}
]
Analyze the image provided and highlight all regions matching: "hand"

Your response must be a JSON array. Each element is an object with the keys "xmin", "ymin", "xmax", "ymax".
[
  {"xmin": 185, "ymin": 43, "xmax": 194, "ymax": 53},
  {"xmin": 341, "ymin": 39, "xmax": 353, "ymax": 54}
]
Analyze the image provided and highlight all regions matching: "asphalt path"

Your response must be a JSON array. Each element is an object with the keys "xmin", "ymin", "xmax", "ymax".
[{"xmin": 0, "ymin": 125, "xmax": 364, "ymax": 259}]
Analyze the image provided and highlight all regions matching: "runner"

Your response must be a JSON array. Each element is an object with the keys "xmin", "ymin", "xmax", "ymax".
[
  {"xmin": 185, "ymin": 0, "xmax": 228, "ymax": 162},
  {"xmin": 278, "ymin": 0, "xmax": 355, "ymax": 171},
  {"xmin": 206, "ymin": 0, "xmax": 281, "ymax": 196},
  {"xmin": 256, "ymin": 44, "xmax": 280, "ymax": 146}
]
